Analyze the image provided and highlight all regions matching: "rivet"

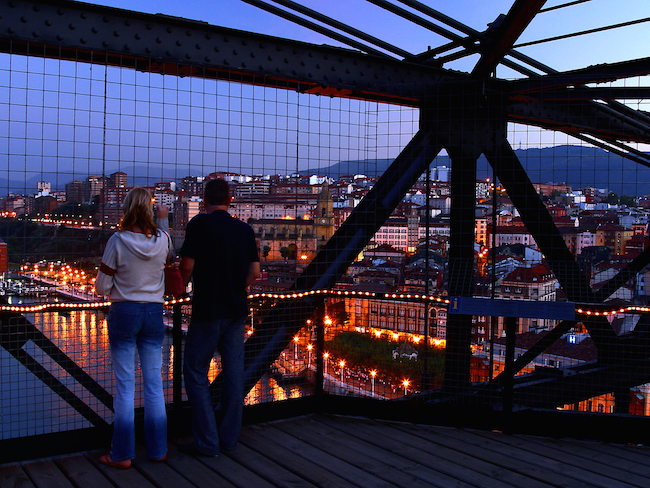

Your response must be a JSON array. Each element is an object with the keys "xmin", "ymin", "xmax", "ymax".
[
  {"xmin": 135, "ymin": 33, "xmax": 141, "ymax": 40},
  {"xmin": 45, "ymin": 20, "xmax": 52, "ymax": 26},
  {"xmin": 80, "ymin": 38, "xmax": 86, "ymax": 44},
  {"xmin": 32, "ymin": 31, "xmax": 39, "ymax": 38},
  {"xmin": 167, "ymin": 27, "xmax": 172, "ymax": 33},
  {"xmin": 195, "ymin": 43, "xmax": 201, "ymax": 49},
  {"xmin": 32, "ymin": 4, "xmax": 40, "ymax": 11},
  {"xmin": 69, "ymin": 23, "xmax": 76, "ymax": 30},
  {"xmin": 114, "ymin": 30, "xmax": 120, "ymax": 37},
  {"xmin": 103, "ymin": 16, "xmax": 109, "ymax": 23},
  {"xmin": 125, "ymin": 20, "xmax": 131, "ymax": 26},
  {"xmin": 81, "ymin": 12, "xmax": 87, "ymax": 19},
  {"xmin": 146, "ymin": 23, "xmax": 152, "ymax": 30},
  {"xmin": 92, "ymin": 27, "xmax": 97, "ymax": 33},
  {"xmin": 21, "ymin": 16, "xmax": 27, "ymax": 23},
  {"xmin": 176, "ymin": 40, "xmax": 181, "ymax": 46}
]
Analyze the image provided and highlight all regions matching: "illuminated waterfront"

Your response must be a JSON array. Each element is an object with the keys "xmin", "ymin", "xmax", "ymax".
[{"xmin": 0, "ymin": 294, "xmax": 313, "ymax": 439}]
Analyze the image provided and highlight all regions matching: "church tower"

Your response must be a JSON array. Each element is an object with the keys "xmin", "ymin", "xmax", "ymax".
[{"xmin": 314, "ymin": 183, "xmax": 334, "ymax": 244}]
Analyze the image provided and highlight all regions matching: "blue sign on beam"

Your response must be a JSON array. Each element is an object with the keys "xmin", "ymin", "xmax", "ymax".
[{"xmin": 448, "ymin": 297, "xmax": 575, "ymax": 321}]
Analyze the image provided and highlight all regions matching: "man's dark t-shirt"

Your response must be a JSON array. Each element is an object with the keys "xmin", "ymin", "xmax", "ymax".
[{"xmin": 180, "ymin": 209, "xmax": 259, "ymax": 321}]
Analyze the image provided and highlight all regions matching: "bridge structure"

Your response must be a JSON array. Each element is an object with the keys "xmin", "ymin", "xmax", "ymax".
[{"xmin": 3, "ymin": 0, "xmax": 650, "ymax": 457}]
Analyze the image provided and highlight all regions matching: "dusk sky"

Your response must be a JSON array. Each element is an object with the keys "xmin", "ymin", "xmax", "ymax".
[
  {"xmin": 2, "ymin": 1, "xmax": 650, "ymax": 194},
  {"xmin": 87, "ymin": 0, "xmax": 650, "ymax": 75}
]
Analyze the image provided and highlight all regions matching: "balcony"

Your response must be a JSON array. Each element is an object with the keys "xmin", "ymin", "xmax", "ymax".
[{"xmin": 2, "ymin": 0, "xmax": 650, "ymax": 484}]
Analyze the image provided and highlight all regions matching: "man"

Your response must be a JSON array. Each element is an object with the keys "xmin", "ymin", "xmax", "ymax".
[{"xmin": 179, "ymin": 178, "xmax": 260, "ymax": 457}]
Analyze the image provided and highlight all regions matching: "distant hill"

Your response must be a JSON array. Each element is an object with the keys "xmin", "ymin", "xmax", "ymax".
[
  {"xmin": 3, "ymin": 144, "xmax": 648, "ymax": 197},
  {"xmin": 308, "ymin": 145, "xmax": 650, "ymax": 197}
]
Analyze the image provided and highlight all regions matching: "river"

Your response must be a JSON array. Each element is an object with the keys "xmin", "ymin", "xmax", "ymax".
[{"xmin": 1, "ymin": 294, "xmax": 312, "ymax": 440}]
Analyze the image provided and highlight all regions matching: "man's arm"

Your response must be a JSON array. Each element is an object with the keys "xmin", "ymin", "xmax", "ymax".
[
  {"xmin": 179, "ymin": 256, "xmax": 195, "ymax": 286},
  {"xmin": 245, "ymin": 261, "xmax": 261, "ymax": 288}
]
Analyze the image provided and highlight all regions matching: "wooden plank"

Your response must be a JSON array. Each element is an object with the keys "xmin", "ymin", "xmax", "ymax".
[
  {"xmin": 284, "ymin": 416, "xmax": 454, "ymax": 488},
  {"xmin": 179, "ymin": 445, "xmax": 276, "ymax": 488},
  {"xmin": 132, "ymin": 446, "xmax": 196, "ymax": 488},
  {"xmin": 54, "ymin": 455, "xmax": 114, "ymax": 488},
  {"xmin": 486, "ymin": 432, "xmax": 650, "ymax": 488},
  {"xmin": 312, "ymin": 415, "xmax": 476, "ymax": 488},
  {"xmin": 446, "ymin": 428, "xmax": 639, "ymax": 488},
  {"xmin": 239, "ymin": 426, "xmax": 358, "ymax": 488},
  {"xmin": 20, "ymin": 460, "xmax": 74, "ymax": 488},
  {"xmin": 88, "ymin": 453, "xmax": 158, "ymax": 488},
  {"xmin": 223, "ymin": 441, "xmax": 316, "ymax": 488},
  {"xmin": 393, "ymin": 422, "xmax": 596, "ymax": 488},
  {"xmin": 164, "ymin": 443, "xmax": 236, "ymax": 488},
  {"xmin": 320, "ymin": 415, "xmax": 552, "ymax": 488},
  {"xmin": 0, "ymin": 464, "xmax": 36, "ymax": 488},
  {"xmin": 563, "ymin": 439, "xmax": 650, "ymax": 475},
  {"xmin": 255, "ymin": 421, "xmax": 395, "ymax": 488}
]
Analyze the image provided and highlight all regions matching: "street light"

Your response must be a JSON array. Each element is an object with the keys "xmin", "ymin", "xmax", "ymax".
[
  {"xmin": 323, "ymin": 352, "xmax": 329, "ymax": 375},
  {"xmin": 339, "ymin": 360, "xmax": 345, "ymax": 383},
  {"xmin": 293, "ymin": 335, "xmax": 299, "ymax": 360},
  {"xmin": 370, "ymin": 370, "xmax": 376, "ymax": 396},
  {"xmin": 403, "ymin": 379, "xmax": 410, "ymax": 396},
  {"xmin": 307, "ymin": 344, "xmax": 313, "ymax": 368}
]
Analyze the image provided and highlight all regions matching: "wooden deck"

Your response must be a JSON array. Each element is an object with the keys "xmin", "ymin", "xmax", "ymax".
[{"xmin": 2, "ymin": 413, "xmax": 650, "ymax": 487}]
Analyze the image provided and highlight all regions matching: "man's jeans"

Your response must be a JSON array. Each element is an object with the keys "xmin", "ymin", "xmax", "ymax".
[
  {"xmin": 108, "ymin": 301, "xmax": 167, "ymax": 461},
  {"xmin": 183, "ymin": 316, "xmax": 246, "ymax": 456}
]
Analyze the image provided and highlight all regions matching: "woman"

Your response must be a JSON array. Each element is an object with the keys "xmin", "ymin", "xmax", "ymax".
[{"xmin": 95, "ymin": 187, "xmax": 170, "ymax": 468}]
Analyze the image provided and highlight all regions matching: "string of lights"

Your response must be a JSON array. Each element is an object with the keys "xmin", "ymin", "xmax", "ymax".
[{"xmin": 3, "ymin": 291, "xmax": 649, "ymax": 317}]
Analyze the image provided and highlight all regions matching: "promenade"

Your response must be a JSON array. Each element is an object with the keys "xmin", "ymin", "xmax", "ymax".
[{"xmin": 2, "ymin": 413, "xmax": 649, "ymax": 488}]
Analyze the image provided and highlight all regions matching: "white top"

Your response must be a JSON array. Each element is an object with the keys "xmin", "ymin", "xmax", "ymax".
[{"xmin": 96, "ymin": 228, "xmax": 171, "ymax": 303}]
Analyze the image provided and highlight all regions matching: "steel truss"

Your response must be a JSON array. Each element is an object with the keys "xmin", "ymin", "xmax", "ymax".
[{"xmin": 3, "ymin": 0, "xmax": 650, "ymax": 408}]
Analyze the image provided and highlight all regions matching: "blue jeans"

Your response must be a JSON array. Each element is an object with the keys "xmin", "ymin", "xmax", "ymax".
[
  {"xmin": 108, "ymin": 301, "xmax": 167, "ymax": 461},
  {"xmin": 183, "ymin": 316, "xmax": 246, "ymax": 455}
]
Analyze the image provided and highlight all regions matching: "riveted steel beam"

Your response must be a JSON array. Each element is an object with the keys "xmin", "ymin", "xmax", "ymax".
[
  {"xmin": 471, "ymin": 0, "xmax": 547, "ymax": 78},
  {"xmin": 0, "ymin": 0, "xmax": 465, "ymax": 105}
]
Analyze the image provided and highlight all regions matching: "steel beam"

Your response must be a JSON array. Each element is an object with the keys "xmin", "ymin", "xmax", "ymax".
[
  {"xmin": 471, "ymin": 0, "xmax": 547, "ymax": 78},
  {"xmin": 0, "ymin": 0, "xmax": 462, "ymax": 105}
]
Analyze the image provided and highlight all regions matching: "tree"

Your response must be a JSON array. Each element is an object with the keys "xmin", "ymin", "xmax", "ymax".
[
  {"xmin": 280, "ymin": 246, "xmax": 291, "ymax": 261},
  {"xmin": 262, "ymin": 245, "xmax": 271, "ymax": 261}
]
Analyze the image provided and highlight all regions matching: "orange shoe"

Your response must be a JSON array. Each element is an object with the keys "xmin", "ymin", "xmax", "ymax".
[{"xmin": 98, "ymin": 453, "xmax": 131, "ymax": 469}]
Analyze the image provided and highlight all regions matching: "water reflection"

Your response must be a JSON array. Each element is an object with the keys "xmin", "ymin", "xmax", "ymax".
[{"xmin": 2, "ymin": 297, "xmax": 310, "ymax": 439}]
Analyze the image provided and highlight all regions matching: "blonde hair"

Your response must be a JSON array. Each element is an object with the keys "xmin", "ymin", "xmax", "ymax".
[{"xmin": 120, "ymin": 187, "xmax": 157, "ymax": 237}]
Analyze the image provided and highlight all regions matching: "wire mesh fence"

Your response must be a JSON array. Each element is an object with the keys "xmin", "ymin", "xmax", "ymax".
[{"xmin": 2, "ymin": 13, "xmax": 650, "ymax": 456}]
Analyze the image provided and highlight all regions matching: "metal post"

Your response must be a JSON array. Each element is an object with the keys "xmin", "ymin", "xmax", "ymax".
[
  {"xmin": 314, "ymin": 296, "xmax": 325, "ymax": 403},
  {"xmin": 503, "ymin": 316, "xmax": 517, "ymax": 433},
  {"xmin": 172, "ymin": 302, "xmax": 183, "ymax": 435}
]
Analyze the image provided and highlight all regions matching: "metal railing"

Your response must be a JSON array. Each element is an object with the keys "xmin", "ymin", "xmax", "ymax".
[{"xmin": 4, "ymin": 289, "xmax": 650, "ymax": 462}]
